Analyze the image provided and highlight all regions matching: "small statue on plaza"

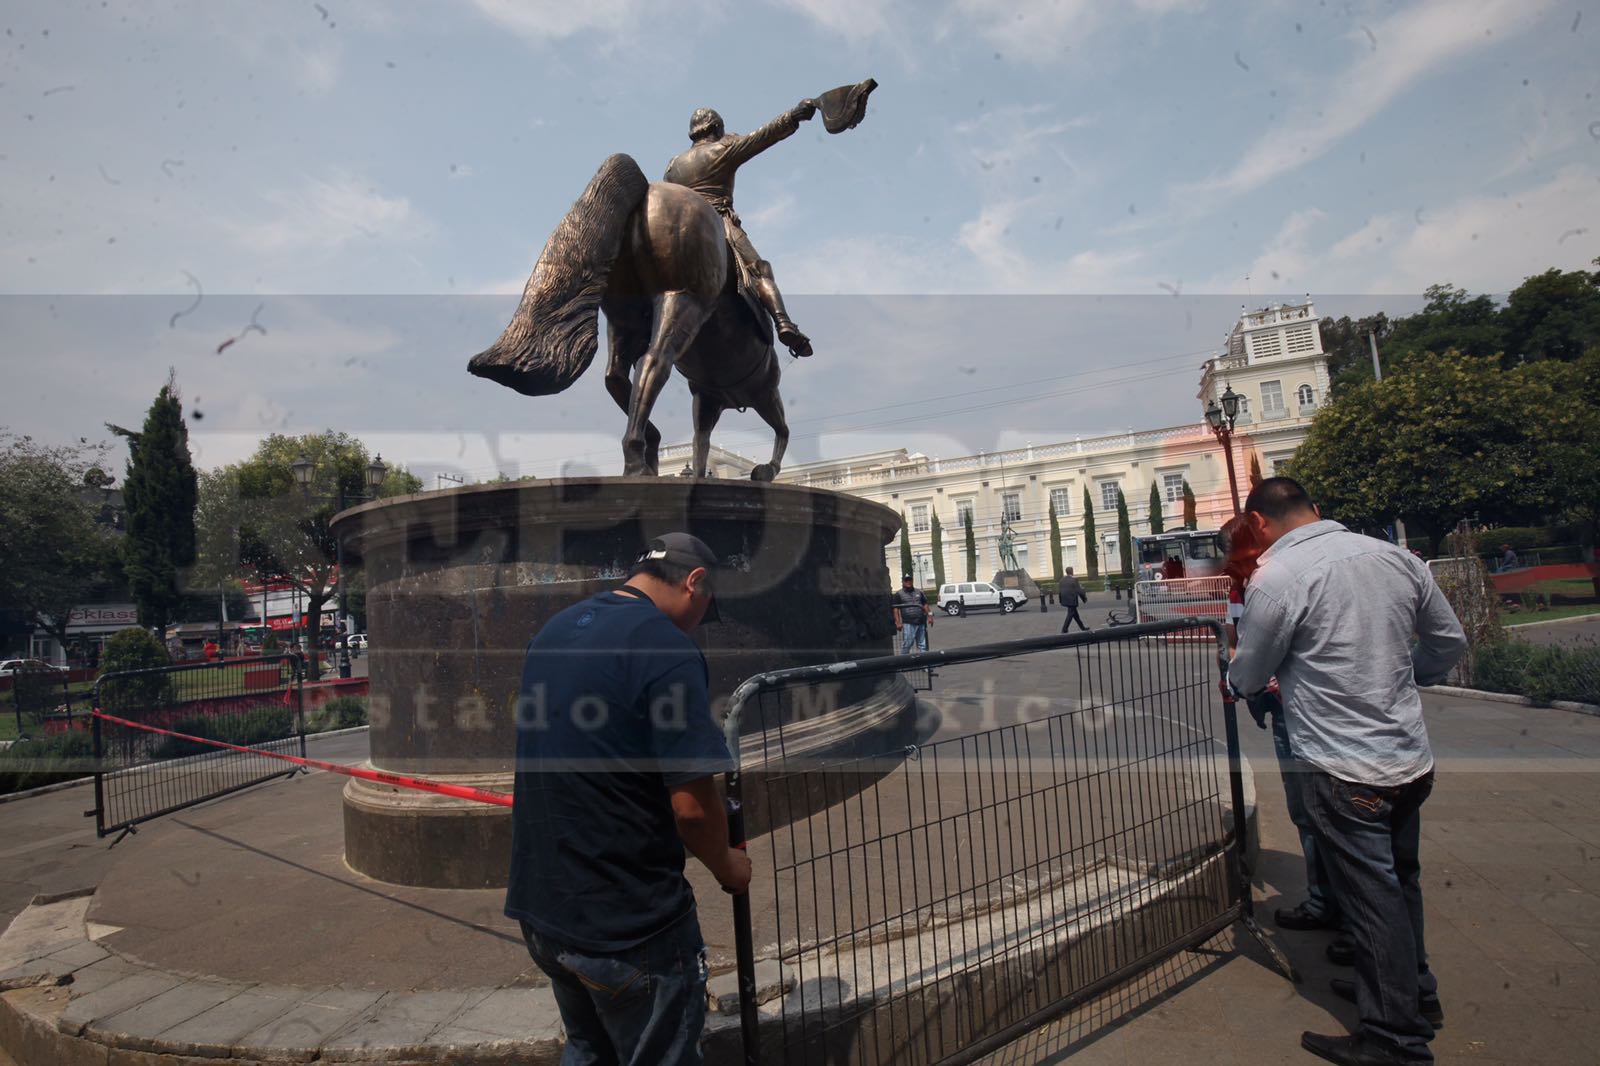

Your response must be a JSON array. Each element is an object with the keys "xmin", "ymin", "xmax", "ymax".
[
  {"xmin": 469, "ymin": 80, "xmax": 877, "ymax": 481},
  {"xmin": 998, "ymin": 524, "xmax": 1021, "ymax": 572}
]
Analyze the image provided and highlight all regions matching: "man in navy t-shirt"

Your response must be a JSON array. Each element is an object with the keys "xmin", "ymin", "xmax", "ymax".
[{"xmin": 505, "ymin": 532, "xmax": 749, "ymax": 1066}]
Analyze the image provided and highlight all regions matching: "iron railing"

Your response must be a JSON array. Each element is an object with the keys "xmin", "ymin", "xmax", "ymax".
[
  {"xmin": 90, "ymin": 655, "xmax": 306, "ymax": 839},
  {"xmin": 721, "ymin": 619, "xmax": 1293, "ymax": 1066}
]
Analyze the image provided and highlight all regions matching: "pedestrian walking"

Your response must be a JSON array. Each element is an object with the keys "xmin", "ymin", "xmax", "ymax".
[
  {"xmin": 505, "ymin": 533, "xmax": 750, "ymax": 1066},
  {"xmin": 893, "ymin": 572, "xmax": 932, "ymax": 653},
  {"xmin": 1058, "ymin": 567, "xmax": 1089, "ymax": 632},
  {"xmin": 1227, "ymin": 479, "xmax": 1466, "ymax": 1066}
]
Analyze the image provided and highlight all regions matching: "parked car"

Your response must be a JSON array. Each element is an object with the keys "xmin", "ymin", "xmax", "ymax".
[
  {"xmin": 349, "ymin": 633, "xmax": 368, "ymax": 651},
  {"xmin": 0, "ymin": 658, "xmax": 68, "ymax": 677},
  {"xmin": 937, "ymin": 582, "xmax": 1028, "ymax": 616}
]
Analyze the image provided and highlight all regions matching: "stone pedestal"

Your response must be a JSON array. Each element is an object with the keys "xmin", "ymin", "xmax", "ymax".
[{"xmin": 333, "ymin": 477, "xmax": 912, "ymax": 888}]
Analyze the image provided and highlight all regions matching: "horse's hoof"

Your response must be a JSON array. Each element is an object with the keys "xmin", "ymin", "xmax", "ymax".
[{"xmin": 750, "ymin": 464, "xmax": 777, "ymax": 482}]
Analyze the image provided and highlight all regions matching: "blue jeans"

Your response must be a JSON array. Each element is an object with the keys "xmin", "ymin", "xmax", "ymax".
[
  {"xmin": 900, "ymin": 621, "xmax": 928, "ymax": 654},
  {"xmin": 520, "ymin": 911, "xmax": 709, "ymax": 1066},
  {"xmin": 1304, "ymin": 769, "xmax": 1437, "ymax": 1061},
  {"xmin": 1269, "ymin": 709, "xmax": 1340, "ymax": 922}
]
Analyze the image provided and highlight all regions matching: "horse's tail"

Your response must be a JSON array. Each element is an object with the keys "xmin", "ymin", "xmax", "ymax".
[{"xmin": 468, "ymin": 154, "xmax": 649, "ymax": 396}]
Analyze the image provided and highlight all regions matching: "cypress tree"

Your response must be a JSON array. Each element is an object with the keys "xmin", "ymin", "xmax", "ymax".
[
  {"xmin": 963, "ymin": 511, "xmax": 977, "ymax": 582},
  {"xmin": 1182, "ymin": 479, "xmax": 1197, "ymax": 530},
  {"xmin": 1116, "ymin": 486, "xmax": 1134, "ymax": 580},
  {"xmin": 1248, "ymin": 451, "xmax": 1264, "ymax": 490},
  {"xmin": 1148, "ymin": 481, "xmax": 1165, "ymax": 535},
  {"xmin": 1048, "ymin": 498, "xmax": 1064, "ymax": 582},
  {"xmin": 930, "ymin": 511, "xmax": 946, "ymax": 588},
  {"xmin": 115, "ymin": 372, "xmax": 198, "ymax": 630},
  {"xmin": 1082, "ymin": 487, "xmax": 1099, "ymax": 579},
  {"xmin": 899, "ymin": 510, "xmax": 914, "ymax": 583}
]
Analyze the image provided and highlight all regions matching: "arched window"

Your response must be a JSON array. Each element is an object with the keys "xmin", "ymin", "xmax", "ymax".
[{"xmin": 1297, "ymin": 384, "xmax": 1314, "ymax": 407}]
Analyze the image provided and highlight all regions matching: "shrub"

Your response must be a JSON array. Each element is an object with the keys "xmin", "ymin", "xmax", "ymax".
[
  {"xmin": 98, "ymin": 627, "xmax": 176, "ymax": 714},
  {"xmin": 321, "ymin": 696, "xmax": 368, "ymax": 730},
  {"xmin": 151, "ymin": 706, "xmax": 294, "ymax": 760},
  {"xmin": 1472, "ymin": 637, "xmax": 1600, "ymax": 706},
  {"xmin": 0, "ymin": 730, "xmax": 94, "ymax": 795}
]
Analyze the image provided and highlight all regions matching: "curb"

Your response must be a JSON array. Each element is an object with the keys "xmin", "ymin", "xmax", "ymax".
[
  {"xmin": 1422, "ymin": 685, "xmax": 1600, "ymax": 718},
  {"xmin": 0, "ymin": 726, "xmax": 372, "ymax": 806},
  {"xmin": 1504, "ymin": 614, "xmax": 1600, "ymax": 631}
]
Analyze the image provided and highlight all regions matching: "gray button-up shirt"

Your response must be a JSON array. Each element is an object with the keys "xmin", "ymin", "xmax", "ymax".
[{"xmin": 1228, "ymin": 520, "xmax": 1467, "ymax": 786}]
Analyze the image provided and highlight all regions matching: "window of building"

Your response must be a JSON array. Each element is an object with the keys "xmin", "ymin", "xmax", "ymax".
[
  {"xmin": 1285, "ymin": 324, "xmax": 1316, "ymax": 354},
  {"xmin": 911, "ymin": 504, "xmax": 929, "ymax": 533},
  {"xmin": 1162, "ymin": 472, "xmax": 1186, "ymax": 502},
  {"xmin": 1062, "ymin": 537, "xmax": 1078, "ymax": 568},
  {"xmin": 1297, "ymin": 383, "xmax": 1315, "ymax": 408},
  {"xmin": 956, "ymin": 498, "xmax": 975, "ymax": 528},
  {"xmin": 1260, "ymin": 380, "xmax": 1285, "ymax": 416},
  {"xmin": 1049, "ymin": 487, "xmax": 1071, "ymax": 516},
  {"xmin": 1251, "ymin": 331, "xmax": 1283, "ymax": 359},
  {"xmin": 1001, "ymin": 491, "xmax": 1022, "ymax": 523},
  {"xmin": 1099, "ymin": 480, "xmax": 1121, "ymax": 512}
]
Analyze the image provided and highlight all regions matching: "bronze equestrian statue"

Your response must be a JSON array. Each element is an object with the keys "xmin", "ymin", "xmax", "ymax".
[{"xmin": 469, "ymin": 81, "xmax": 875, "ymax": 481}]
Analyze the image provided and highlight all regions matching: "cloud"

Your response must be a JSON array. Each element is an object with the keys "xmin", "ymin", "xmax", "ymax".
[
  {"xmin": 1200, "ymin": 165, "xmax": 1599, "ymax": 293},
  {"xmin": 766, "ymin": 0, "xmax": 904, "ymax": 38},
  {"xmin": 1180, "ymin": 0, "xmax": 1557, "ymax": 204},
  {"xmin": 225, "ymin": 172, "xmax": 430, "ymax": 256},
  {"xmin": 469, "ymin": 0, "xmax": 704, "ymax": 42}
]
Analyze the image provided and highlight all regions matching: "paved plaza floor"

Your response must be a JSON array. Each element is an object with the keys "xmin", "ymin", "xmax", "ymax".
[{"xmin": 2, "ymin": 594, "xmax": 1598, "ymax": 1063}]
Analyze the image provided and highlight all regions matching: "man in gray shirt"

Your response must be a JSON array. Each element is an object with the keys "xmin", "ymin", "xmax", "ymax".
[{"xmin": 1228, "ymin": 479, "xmax": 1466, "ymax": 1066}]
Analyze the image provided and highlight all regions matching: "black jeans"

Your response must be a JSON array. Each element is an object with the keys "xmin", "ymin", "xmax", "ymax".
[
  {"xmin": 1060, "ymin": 606, "xmax": 1088, "ymax": 632},
  {"xmin": 521, "ymin": 911, "xmax": 709, "ymax": 1066},
  {"xmin": 1304, "ymin": 768, "xmax": 1436, "ymax": 1061}
]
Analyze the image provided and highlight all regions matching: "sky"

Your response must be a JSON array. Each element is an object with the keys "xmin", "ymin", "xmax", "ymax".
[{"xmin": 1, "ymin": 0, "xmax": 1596, "ymax": 485}]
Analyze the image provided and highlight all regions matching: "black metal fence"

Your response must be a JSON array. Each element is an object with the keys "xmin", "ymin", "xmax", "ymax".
[
  {"xmin": 722, "ymin": 619, "xmax": 1292, "ymax": 1066},
  {"xmin": 90, "ymin": 655, "xmax": 307, "ymax": 839},
  {"xmin": 9, "ymin": 664, "xmax": 86, "ymax": 738}
]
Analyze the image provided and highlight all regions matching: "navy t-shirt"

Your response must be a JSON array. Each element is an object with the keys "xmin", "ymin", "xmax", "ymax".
[{"xmin": 504, "ymin": 589, "xmax": 734, "ymax": 951}]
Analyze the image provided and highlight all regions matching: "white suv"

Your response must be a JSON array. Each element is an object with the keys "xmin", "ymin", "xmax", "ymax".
[{"xmin": 937, "ymin": 582, "xmax": 1027, "ymax": 616}]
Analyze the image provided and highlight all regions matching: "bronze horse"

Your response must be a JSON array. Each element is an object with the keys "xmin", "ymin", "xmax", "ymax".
[{"xmin": 468, "ymin": 154, "xmax": 790, "ymax": 480}]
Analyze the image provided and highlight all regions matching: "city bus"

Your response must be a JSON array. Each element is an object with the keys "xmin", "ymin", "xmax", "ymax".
[{"xmin": 1133, "ymin": 529, "xmax": 1225, "ymax": 581}]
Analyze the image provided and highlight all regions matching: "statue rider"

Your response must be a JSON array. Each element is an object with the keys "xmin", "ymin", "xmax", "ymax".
[{"xmin": 665, "ymin": 100, "xmax": 818, "ymax": 358}]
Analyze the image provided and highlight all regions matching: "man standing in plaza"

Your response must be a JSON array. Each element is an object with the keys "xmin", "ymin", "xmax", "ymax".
[
  {"xmin": 1058, "ymin": 567, "xmax": 1089, "ymax": 633},
  {"xmin": 893, "ymin": 572, "xmax": 932, "ymax": 653},
  {"xmin": 505, "ymin": 533, "xmax": 751, "ymax": 1066},
  {"xmin": 1227, "ymin": 478, "xmax": 1466, "ymax": 1066}
]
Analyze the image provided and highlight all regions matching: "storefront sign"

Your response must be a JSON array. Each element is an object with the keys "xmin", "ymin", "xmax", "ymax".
[{"xmin": 67, "ymin": 604, "xmax": 139, "ymax": 628}]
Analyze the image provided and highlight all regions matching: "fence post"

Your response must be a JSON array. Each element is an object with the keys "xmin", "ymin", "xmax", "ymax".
[
  {"xmin": 89, "ymin": 677, "xmax": 105, "ymax": 833},
  {"xmin": 727, "ymin": 779, "xmax": 760, "ymax": 1066}
]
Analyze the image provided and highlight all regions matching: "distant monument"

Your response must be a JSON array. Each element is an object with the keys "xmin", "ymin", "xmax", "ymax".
[{"xmin": 993, "ymin": 519, "xmax": 1043, "ymax": 600}]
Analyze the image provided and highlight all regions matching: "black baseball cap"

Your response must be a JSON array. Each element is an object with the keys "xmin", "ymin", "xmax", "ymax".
[
  {"xmin": 637, "ymin": 533, "xmax": 721, "ymax": 621},
  {"xmin": 902, "ymin": 572, "xmax": 914, "ymax": 581}
]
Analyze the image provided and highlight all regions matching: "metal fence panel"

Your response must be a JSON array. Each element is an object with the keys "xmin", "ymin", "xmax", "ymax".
[
  {"xmin": 1132, "ymin": 576, "xmax": 1233, "ymax": 627},
  {"xmin": 91, "ymin": 655, "xmax": 307, "ymax": 838},
  {"xmin": 723, "ymin": 620, "xmax": 1289, "ymax": 1066}
]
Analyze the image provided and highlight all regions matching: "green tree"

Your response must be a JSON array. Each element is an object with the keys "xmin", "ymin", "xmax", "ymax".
[
  {"xmin": 1115, "ymin": 487, "xmax": 1134, "ymax": 581},
  {"xmin": 1147, "ymin": 482, "xmax": 1164, "ymax": 536},
  {"xmin": 899, "ymin": 510, "xmax": 914, "ymax": 583},
  {"xmin": 929, "ymin": 511, "xmax": 946, "ymax": 589},
  {"xmin": 1047, "ymin": 498, "xmax": 1064, "ymax": 582},
  {"xmin": 0, "ymin": 433, "xmax": 117, "ymax": 653},
  {"xmin": 1319, "ymin": 313, "xmax": 1392, "ymax": 386},
  {"xmin": 1380, "ymin": 284, "xmax": 1506, "ymax": 372},
  {"xmin": 1248, "ymin": 451, "xmax": 1264, "ymax": 491},
  {"xmin": 109, "ymin": 374, "xmax": 198, "ymax": 631},
  {"xmin": 1289, "ymin": 350, "xmax": 1542, "ymax": 553},
  {"xmin": 1082, "ymin": 488, "xmax": 1099, "ymax": 579},
  {"xmin": 1501, "ymin": 265, "xmax": 1600, "ymax": 364},
  {"xmin": 1520, "ymin": 350, "xmax": 1600, "ymax": 549},
  {"xmin": 216, "ymin": 432, "xmax": 420, "ymax": 676},
  {"xmin": 1182, "ymin": 479, "xmax": 1196, "ymax": 530},
  {"xmin": 98, "ymin": 626, "xmax": 175, "ymax": 714},
  {"xmin": 963, "ymin": 510, "xmax": 976, "ymax": 582}
]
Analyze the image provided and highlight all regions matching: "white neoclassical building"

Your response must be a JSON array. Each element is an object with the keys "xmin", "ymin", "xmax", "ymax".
[{"xmin": 662, "ymin": 298, "xmax": 1333, "ymax": 583}]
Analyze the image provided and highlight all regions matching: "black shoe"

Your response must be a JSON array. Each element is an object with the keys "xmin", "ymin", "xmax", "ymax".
[
  {"xmin": 1300, "ymin": 1032, "xmax": 1429, "ymax": 1065},
  {"xmin": 1275, "ymin": 902, "xmax": 1342, "ymax": 931},
  {"xmin": 1330, "ymin": 978, "xmax": 1444, "ymax": 1030},
  {"xmin": 1327, "ymin": 933, "xmax": 1355, "ymax": 966}
]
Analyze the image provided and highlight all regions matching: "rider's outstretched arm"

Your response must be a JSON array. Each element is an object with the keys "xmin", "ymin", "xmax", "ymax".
[{"xmin": 725, "ymin": 100, "xmax": 816, "ymax": 169}]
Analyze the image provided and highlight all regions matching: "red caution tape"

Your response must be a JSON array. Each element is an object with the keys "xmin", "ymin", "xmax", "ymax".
[{"xmin": 91, "ymin": 710, "xmax": 514, "ymax": 808}]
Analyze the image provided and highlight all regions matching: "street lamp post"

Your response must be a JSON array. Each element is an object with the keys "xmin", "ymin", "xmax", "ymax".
[
  {"xmin": 1205, "ymin": 385, "xmax": 1243, "ymax": 517},
  {"xmin": 292, "ymin": 453, "xmax": 388, "ymax": 679}
]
